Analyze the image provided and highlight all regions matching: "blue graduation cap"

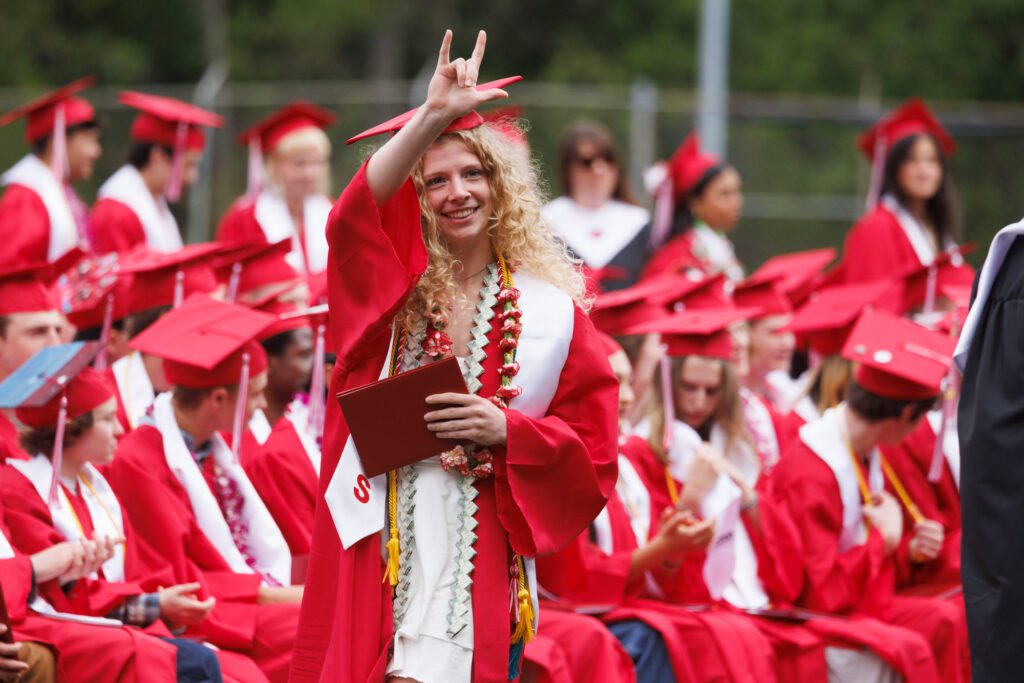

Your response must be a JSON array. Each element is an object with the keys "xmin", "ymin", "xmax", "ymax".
[{"xmin": 0, "ymin": 342, "xmax": 101, "ymax": 409}]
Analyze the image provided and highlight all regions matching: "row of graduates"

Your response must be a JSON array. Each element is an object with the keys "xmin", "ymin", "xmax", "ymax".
[
  {"xmin": 0, "ymin": 233, "xmax": 338, "ymax": 681},
  {"xmin": 0, "ymin": 66, "xmax": 974, "ymax": 679},
  {"xmin": 0, "ymin": 76, "xmax": 332, "ymax": 274}
]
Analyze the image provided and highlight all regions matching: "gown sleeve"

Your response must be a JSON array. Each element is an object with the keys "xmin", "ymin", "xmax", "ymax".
[
  {"xmin": 0, "ymin": 185, "xmax": 50, "ymax": 264},
  {"xmin": 768, "ymin": 446, "xmax": 893, "ymax": 616},
  {"xmin": 91, "ymin": 198, "xmax": 146, "ymax": 254},
  {"xmin": 492, "ymin": 307, "xmax": 619, "ymax": 556},
  {"xmin": 243, "ymin": 437, "xmax": 317, "ymax": 559},
  {"xmin": 840, "ymin": 208, "xmax": 916, "ymax": 284}
]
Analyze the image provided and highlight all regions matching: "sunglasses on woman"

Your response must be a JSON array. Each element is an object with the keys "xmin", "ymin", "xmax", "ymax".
[{"xmin": 573, "ymin": 151, "xmax": 615, "ymax": 168}]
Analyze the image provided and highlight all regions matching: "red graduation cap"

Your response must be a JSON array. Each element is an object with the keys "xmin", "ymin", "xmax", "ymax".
[
  {"xmin": 346, "ymin": 76, "xmax": 523, "ymax": 144},
  {"xmin": 238, "ymin": 101, "xmax": 335, "ymax": 153},
  {"xmin": 16, "ymin": 367, "xmax": 114, "ymax": 429},
  {"xmin": 129, "ymin": 295, "xmax": 275, "ymax": 389},
  {"xmin": 481, "ymin": 106, "xmax": 526, "ymax": 147},
  {"xmin": 668, "ymin": 133, "xmax": 720, "ymax": 201},
  {"xmin": 117, "ymin": 243, "xmax": 223, "ymax": 314},
  {"xmin": 213, "ymin": 239, "xmax": 299, "ymax": 302},
  {"xmin": 858, "ymin": 97, "xmax": 956, "ymax": 162},
  {"xmin": 786, "ymin": 280, "xmax": 898, "ymax": 357},
  {"xmin": 596, "ymin": 330, "xmax": 623, "ymax": 357},
  {"xmin": 0, "ymin": 76, "xmax": 97, "ymax": 143},
  {"xmin": 733, "ymin": 276, "xmax": 791, "ymax": 319},
  {"xmin": 842, "ymin": 309, "xmax": 955, "ymax": 400},
  {"xmin": 120, "ymin": 91, "xmax": 224, "ymax": 203},
  {"xmin": 626, "ymin": 308, "xmax": 753, "ymax": 360},
  {"xmin": 750, "ymin": 248, "xmax": 837, "ymax": 308},
  {"xmin": 0, "ymin": 255, "xmax": 79, "ymax": 316},
  {"xmin": 590, "ymin": 275, "xmax": 704, "ymax": 336}
]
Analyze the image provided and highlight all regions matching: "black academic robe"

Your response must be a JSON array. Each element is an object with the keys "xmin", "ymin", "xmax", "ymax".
[{"xmin": 958, "ymin": 235, "xmax": 1024, "ymax": 682}]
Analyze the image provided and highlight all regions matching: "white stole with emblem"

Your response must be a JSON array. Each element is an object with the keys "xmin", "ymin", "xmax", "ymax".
[
  {"xmin": 542, "ymin": 197, "xmax": 649, "ymax": 269},
  {"xmin": 98, "ymin": 165, "xmax": 182, "ymax": 252}
]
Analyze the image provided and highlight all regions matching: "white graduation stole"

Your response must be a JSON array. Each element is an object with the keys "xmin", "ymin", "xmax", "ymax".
[
  {"xmin": 97, "ymin": 164, "xmax": 182, "ymax": 252},
  {"xmin": 0, "ymin": 154, "xmax": 78, "ymax": 261},
  {"xmin": 253, "ymin": 189, "xmax": 332, "ymax": 273},
  {"xmin": 152, "ymin": 392, "xmax": 292, "ymax": 586},
  {"xmin": 8, "ymin": 455, "xmax": 126, "ymax": 582}
]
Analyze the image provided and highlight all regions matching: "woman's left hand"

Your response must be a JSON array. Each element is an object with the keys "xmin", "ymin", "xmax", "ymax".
[{"xmin": 425, "ymin": 393, "xmax": 508, "ymax": 446}]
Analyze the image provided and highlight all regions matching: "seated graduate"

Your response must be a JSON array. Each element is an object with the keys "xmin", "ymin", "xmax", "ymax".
[
  {"xmin": 769, "ymin": 310, "xmax": 969, "ymax": 682},
  {"xmin": 216, "ymin": 102, "xmax": 336, "ymax": 275},
  {"xmin": 0, "ymin": 348, "xmax": 233, "ymax": 682},
  {"xmin": 291, "ymin": 30, "xmax": 620, "ymax": 683},
  {"xmin": 105, "ymin": 297, "xmax": 302, "ymax": 683}
]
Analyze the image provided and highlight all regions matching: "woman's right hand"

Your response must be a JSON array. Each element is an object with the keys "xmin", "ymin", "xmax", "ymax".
[
  {"xmin": 424, "ymin": 30, "xmax": 510, "ymax": 123},
  {"xmin": 159, "ymin": 583, "xmax": 215, "ymax": 628},
  {"xmin": 678, "ymin": 443, "xmax": 723, "ymax": 512}
]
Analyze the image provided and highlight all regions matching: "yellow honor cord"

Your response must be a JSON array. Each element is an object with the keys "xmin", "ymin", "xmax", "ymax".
[
  {"xmin": 664, "ymin": 466, "xmax": 680, "ymax": 506},
  {"xmin": 383, "ymin": 328, "xmax": 407, "ymax": 588},
  {"xmin": 510, "ymin": 555, "xmax": 535, "ymax": 645},
  {"xmin": 879, "ymin": 456, "xmax": 925, "ymax": 525},
  {"xmin": 836, "ymin": 411, "xmax": 873, "ymax": 532}
]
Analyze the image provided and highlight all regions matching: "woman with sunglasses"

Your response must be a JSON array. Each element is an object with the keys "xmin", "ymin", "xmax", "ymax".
[{"xmin": 542, "ymin": 122, "xmax": 650, "ymax": 291}]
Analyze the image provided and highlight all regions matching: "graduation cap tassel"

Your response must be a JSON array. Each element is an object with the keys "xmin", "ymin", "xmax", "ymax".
[
  {"xmin": 173, "ymin": 270, "xmax": 186, "ymax": 309},
  {"xmin": 659, "ymin": 348, "xmax": 676, "ymax": 454},
  {"xmin": 230, "ymin": 353, "xmax": 251, "ymax": 464},
  {"xmin": 165, "ymin": 122, "xmax": 189, "ymax": 204},
  {"xmin": 649, "ymin": 177, "xmax": 675, "ymax": 251},
  {"xmin": 922, "ymin": 264, "xmax": 938, "ymax": 316},
  {"xmin": 866, "ymin": 133, "xmax": 886, "ymax": 209},
  {"xmin": 50, "ymin": 103, "xmax": 68, "ymax": 184},
  {"xmin": 246, "ymin": 137, "xmax": 264, "ymax": 201},
  {"xmin": 307, "ymin": 324, "xmax": 327, "ymax": 447},
  {"xmin": 225, "ymin": 263, "xmax": 243, "ymax": 304},
  {"xmin": 93, "ymin": 293, "xmax": 115, "ymax": 372},
  {"xmin": 929, "ymin": 367, "xmax": 958, "ymax": 483},
  {"xmin": 49, "ymin": 389, "xmax": 69, "ymax": 507}
]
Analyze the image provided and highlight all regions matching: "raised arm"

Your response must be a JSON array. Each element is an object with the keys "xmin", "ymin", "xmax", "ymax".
[{"xmin": 365, "ymin": 29, "xmax": 509, "ymax": 204}]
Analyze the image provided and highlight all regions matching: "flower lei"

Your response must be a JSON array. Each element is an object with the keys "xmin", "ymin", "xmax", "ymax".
[
  {"xmin": 213, "ymin": 464, "xmax": 280, "ymax": 586},
  {"xmin": 426, "ymin": 255, "xmax": 522, "ymax": 479}
]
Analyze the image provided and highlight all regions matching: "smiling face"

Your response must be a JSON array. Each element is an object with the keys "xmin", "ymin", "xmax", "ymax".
[{"xmin": 420, "ymin": 137, "xmax": 494, "ymax": 250}]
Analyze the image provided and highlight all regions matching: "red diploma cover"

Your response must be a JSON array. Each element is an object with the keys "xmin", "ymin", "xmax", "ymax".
[{"xmin": 336, "ymin": 356, "xmax": 469, "ymax": 478}]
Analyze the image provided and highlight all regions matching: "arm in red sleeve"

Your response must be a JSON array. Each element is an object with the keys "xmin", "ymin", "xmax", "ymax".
[
  {"xmin": 744, "ymin": 493, "xmax": 805, "ymax": 604},
  {"xmin": 492, "ymin": 307, "xmax": 619, "ymax": 556},
  {"xmin": 0, "ymin": 185, "xmax": 50, "ymax": 263},
  {"xmin": 840, "ymin": 208, "xmax": 913, "ymax": 284},
  {"xmin": 91, "ymin": 198, "xmax": 146, "ymax": 254},
  {"xmin": 326, "ymin": 162, "xmax": 428, "ymax": 373},
  {"xmin": 769, "ymin": 448, "xmax": 893, "ymax": 615},
  {"xmin": 243, "ymin": 446, "xmax": 317, "ymax": 557},
  {"xmin": 535, "ymin": 518, "xmax": 631, "ymax": 606},
  {"xmin": 214, "ymin": 200, "xmax": 263, "ymax": 245}
]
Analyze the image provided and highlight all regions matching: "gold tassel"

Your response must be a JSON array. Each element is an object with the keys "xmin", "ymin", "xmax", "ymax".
[
  {"xmin": 382, "ymin": 469, "xmax": 400, "ymax": 587},
  {"xmin": 511, "ymin": 587, "xmax": 535, "ymax": 644},
  {"xmin": 383, "ymin": 527, "xmax": 400, "ymax": 587}
]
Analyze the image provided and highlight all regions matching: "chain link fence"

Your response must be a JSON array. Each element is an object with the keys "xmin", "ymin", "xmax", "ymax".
[{"xmin": 1, "ymin": 80, "xmax": 1022, "ymax": 269}]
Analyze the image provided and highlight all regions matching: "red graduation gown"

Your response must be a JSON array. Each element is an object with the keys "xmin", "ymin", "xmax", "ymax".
[
  {"xmin": 770, "ymin": 438, "xmax": 966, "ymax": 682},
  {"xmin": 290, "ymin": 163, "xmax": 620, "ymax": 682},
  {"xmin": 216, "ymin": 199, "xmax": 264, "ymax": 245},
  {"xmin": 0, "ymin": 184, "xmax": 53, "ymax": 264},
  {"xmin": 242, "ymin": 417, "xmax": 318, "ymax": 564},
  {"xmin": 0, "ymin": 497, "xmax": 180, "ymax": 682},
  {"xmin": 0, "ymin": 413, "xmax": 30, "ymax": 462},
  {"xmin": 522, "ymin": 609, "xmax": 636, "ymax": 683},
  {"xmin": 91, "ymin": 197, "xmax": 147, "ymax": 254},
  {"xmin": 639, "ymin": 231, "xmax": 700, "ymax": 281},
  {"xmin": 106, "ymin": 426, "xmax": 299, "ymax": 683}
]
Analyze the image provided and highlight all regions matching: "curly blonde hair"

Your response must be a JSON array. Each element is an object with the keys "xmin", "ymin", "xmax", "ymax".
[{"xmin": 396, "ymin": 122, "xmax": 588, "ymax": 332}]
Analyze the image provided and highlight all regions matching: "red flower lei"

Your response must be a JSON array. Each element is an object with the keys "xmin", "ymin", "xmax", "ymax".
[{"xmin": 434, "ymin": 256, "xmax": 521, "ymax": 477}]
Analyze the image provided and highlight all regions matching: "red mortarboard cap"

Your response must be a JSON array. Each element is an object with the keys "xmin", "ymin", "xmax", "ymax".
[
  {"xmin": 238, "ymin": 101, "xmax": 335, "ymax": 153},
  {"xmin": 653, "ymin": 273, "xmax": 734, "ymax": 311},
  {"xmin": 346, "ymin": 76, "xmax": 523, "ymax": 145},
  {"xmin": 897, "ymin": 246, "xmax": 976, "ymax": 314},
  {"xmin": 129, "ymin": 295, "xmax": 275, "ymax": 389},
  {"xmin": 16, "ymin": 367, "xmax": 115, "ymax": 428},
  {"xmin": 668, "ymin": 133, "xmax": 720, "ymax": 201},
  {"xmin": 118, "ymin": 243, "xmax": 223, "ymax": 314},
  {"xmin": 0, "ymin": 257, "xmax": 75, "ymax": 316},
  {"xmin": 842, "ymin": 310, "xmax": 955, "ymax": 400},
  {"xmin": 481, "ymin": 106, "xmax": 526, "ymax": 147},
  {"xmin": 590, "ymin": 276, "xmax": 697, "ymax": 336},
  {"xmin": 627, "ymin": 308, "xmax": 752, "ymax": 360},
  {"xmin": 120, "ymin": 91, "xmax": 224, "ymax": 151},
  {"xmin": 857, "ymin": 97, "xmax": 956, "ymax": 162},
  {"xmin": 939, "ymin": 283, "xmax": 972, "ymax": 310},
  {"xmin": 63, "ymin": 255, "xmax": 129, "ymax": 330},
  {"xmin": 733, "ymin": 277, "xmax": 792, "ymax": 319},
  {"xmin": 0, "ymin": 77, "xmax": 97, "ymax": 143},
  {"xmin": 786, "ymin": 280, "xmax": 898, "ymax": 357},
  {"xmin": 214, "ymin": 239, "xmax": 299, "ymax": 298},
  {"xmin": 751, "ymin": 248, "xmax": 837, "ymax": 308}
]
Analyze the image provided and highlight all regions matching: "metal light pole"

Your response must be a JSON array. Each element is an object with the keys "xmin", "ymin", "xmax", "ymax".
[{"xmin": 697, "ymin": 0, "xmax": 731, "ymax": 156}]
